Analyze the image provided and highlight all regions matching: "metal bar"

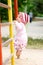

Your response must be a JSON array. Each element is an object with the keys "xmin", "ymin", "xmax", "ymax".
[
  {"xmin": 2, "ymin": 38, "xmax": 14, "ymax": 47},
  {"xmin": 0, "ymin": 22, "xmax": 14, "ymax": 26},
  {"xmin": 3, "ymin": 54, "xmax": 14, "ymax": 65},
  {"xmin": 8, "ymin": 0, "xmax": 15, "ymax": 65},
  {"xmin": 0, "ymin": 24, "xmax": 2, "ymax": 65},
  {"xmin": 0, "ymin": 20, "xmax": 16, "ymax": 26},
  {"xmin": 0, "ymin": 3, "xmax": 10, "ymax": 9},
  {"xmin": 0, "ymin": 10, "xmax": 2, "ymax": 23},
  {"xmin": 14, "ymin": 0, "xmax": 18, "ymax": 19},
  {"xmin": 0, "ymin": 23, "xmax": 10, "ymax": 26}
]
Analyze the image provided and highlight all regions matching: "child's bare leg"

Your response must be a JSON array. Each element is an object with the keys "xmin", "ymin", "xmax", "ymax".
[
  {"xmin": 16, "ymin": 50, "xmax": 21, "ymax": 59},
  {"xmin": 16, "ymin": 45, "xmax": 22, "ymax": 59}
]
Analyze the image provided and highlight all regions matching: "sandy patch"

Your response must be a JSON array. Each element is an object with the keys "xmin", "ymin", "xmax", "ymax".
[{"xmin": 2, "ymin": 47, "xmax": 43, "ymax": 65}]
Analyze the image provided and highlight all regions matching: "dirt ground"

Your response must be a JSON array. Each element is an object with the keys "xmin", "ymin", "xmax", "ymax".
[{"xmin": 2, "ymin": 47, "xmax": 43, "ymax": 65}]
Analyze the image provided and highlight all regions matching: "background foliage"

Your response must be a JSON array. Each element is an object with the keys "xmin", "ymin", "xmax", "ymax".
[
  {"xmin": 0, "ymin": 0, "xmax": 43, "ymax": 21},
  {"xmin": 27, "ymin": 0, "xmax": 43, "ymax": 17}
]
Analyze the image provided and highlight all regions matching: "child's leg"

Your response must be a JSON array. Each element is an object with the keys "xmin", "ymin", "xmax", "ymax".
[
  {"xmin": 16, "ymin": 44, "xmax": 22, "ymax": 59},
  {"xmin": 16, "ymin": 50, "xmax": 22, "ymax": 59}
]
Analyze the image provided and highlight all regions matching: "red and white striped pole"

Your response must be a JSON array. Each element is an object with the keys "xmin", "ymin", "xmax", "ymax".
[
  {"xmin": 14, "ymin": 0, "xmax": 18, "ymax": 19},
  {"xmin": 0, "ymin": 24, "xmax": 2, "ymax": 65}
]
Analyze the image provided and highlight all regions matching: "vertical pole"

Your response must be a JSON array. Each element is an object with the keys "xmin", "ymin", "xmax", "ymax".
[
  {"xmin": 0, "ymin": 9, "xmax": 2, "ymax": 23},
  {"xmin": 14, "ymin": 0, "xmax": 18, "ymax": 19},
  {"xmin": 0, "ymin": 24, "xmax": 2, "ymax": 65},
  {"xmin": 7, "ymin": 0, "xmax": 15, "ymax": 65}
]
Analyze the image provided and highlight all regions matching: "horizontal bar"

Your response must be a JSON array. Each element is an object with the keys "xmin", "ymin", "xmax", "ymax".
[
  {"xmin": 0, "ymin": 20, "xmax": 16, "ymax": 26},
  {"xmin": 0, "ymin": 22, "xmax": 14, "ymax": 26},
  {"xmin": 2, "ymin": 38, "xmax": 14, "ymax": 47},
  {"xmin": 3, "ymin": 54, "xmax": 14, "ymax": 65},
  {"xmin": 0, "ymin": 22, "xmax": 10, "ymax": 26},
  {"xmin": 0, "ymin": 3, "xmax": 11, "ymax": 9}
]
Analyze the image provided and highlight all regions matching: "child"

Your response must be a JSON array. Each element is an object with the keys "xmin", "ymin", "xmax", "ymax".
[{"xmin": 14, "ymin": 12, "xmax": 30, "ymax": 59}]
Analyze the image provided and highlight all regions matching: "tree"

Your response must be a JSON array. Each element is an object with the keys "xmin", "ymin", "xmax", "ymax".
[
  {"xmin": 27, "ymin": 0, "xmax": 43, "ymax": 16},
  {"xmin": 0, "ymin": 0, "xmax": 8, "ymax": 21},
  {"xmin": 18, "ymin": 0, "xmax": 27, "ymax": 12},
  {"xmin": 0, "ymin": 0, "xmax": 43, "ymax": 21}
]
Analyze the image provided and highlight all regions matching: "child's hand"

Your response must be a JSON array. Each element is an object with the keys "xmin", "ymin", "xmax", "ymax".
[{"xmin": 16, "ymin": 17, "xmax": 21, "ymax": 23}]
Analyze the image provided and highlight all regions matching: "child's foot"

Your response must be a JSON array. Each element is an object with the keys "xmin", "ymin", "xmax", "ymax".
[
  {"xmin": 16, "ymin": 50, "xmax": 21, "ymax": 59},
  {"xmin": 17, "ymin": 55, "xmax": 20, "ymax": 59}
]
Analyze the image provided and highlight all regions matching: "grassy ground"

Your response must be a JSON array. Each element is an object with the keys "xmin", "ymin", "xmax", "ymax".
[
  {"xmin": 2, "ymin": 37, "xmax": 9, "ymax": 46},
  {"xmin": 2, "ymin": 37, "xmax": 43, "ymax": 49},
  {"xmin": 27, "ymin": 37, "xmax": 43, "ymax": 49}
]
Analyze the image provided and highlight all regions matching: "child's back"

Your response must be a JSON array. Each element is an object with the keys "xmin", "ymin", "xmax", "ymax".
[{"xmin": 14, "ymin": 21, "xmax": 27, "ymax": 50}]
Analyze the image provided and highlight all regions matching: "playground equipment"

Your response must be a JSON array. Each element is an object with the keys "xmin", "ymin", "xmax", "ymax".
[
  {"xmin": 0, "ymin": 0, "xmax": 18, "ymax": 65},
  {"xmin": 0, "ymin": 24, "xmax": 2, "ymax": 65},
  {"xmin": 14, "ymin": 0, "xmax": 18, "ymax": 19}
]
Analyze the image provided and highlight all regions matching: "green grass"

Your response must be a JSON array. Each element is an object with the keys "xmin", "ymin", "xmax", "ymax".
[
  {"xmin": 2, "ymin": 20, "xmax": 8, "ymax": 23},
  {"xmin": 2, "ymin": 37, "xmax": 9, "ymax": 47},
  {"xmin": 2, "ymin": 37, "xmax": 9, "ymax": 42},
  {"xmin": 27, "ymin": 37, "xmax": 43, "ymax": 49}
]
